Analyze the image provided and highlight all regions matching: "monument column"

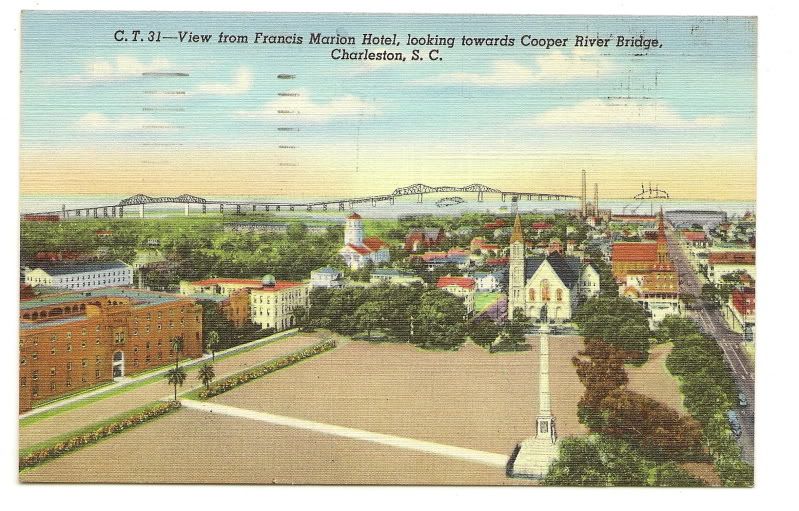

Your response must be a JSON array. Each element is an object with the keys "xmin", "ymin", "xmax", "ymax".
[{"xmin": 509, "ymin": 322, "xmax": 559, "ymax": 478}]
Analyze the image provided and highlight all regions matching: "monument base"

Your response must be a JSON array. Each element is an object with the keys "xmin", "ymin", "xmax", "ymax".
[{"xmin": 508, "ymin": 436, "xmax": 559, "ymax": 479}]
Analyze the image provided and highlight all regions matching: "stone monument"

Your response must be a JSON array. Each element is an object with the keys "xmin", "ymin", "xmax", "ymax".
[{"xmin": 509, "ymin": 321, "xmax": 560, "ymax": 478}]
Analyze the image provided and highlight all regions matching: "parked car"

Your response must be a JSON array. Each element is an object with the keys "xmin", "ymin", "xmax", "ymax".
[
  {"xmin": 727, "ymin": 410, "xmax": 742, "ymax": 437},
  {"xmin": 738, "ymin": 392, "xmax": 748, "ymax": 407}
]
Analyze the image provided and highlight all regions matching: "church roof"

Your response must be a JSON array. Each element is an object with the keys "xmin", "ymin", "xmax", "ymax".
[
  {"xmin": 362, "ymin": 237, "xmax": 388, "ymax": 251},
  {"xmin": 523, "ymin": 252, "xmax": 582, "ymax": 288}
]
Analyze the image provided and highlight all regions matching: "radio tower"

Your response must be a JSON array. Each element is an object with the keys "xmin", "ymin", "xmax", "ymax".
[{"xmin": 581, "ymin": 169, "xmax": 587, "ymax": 218}]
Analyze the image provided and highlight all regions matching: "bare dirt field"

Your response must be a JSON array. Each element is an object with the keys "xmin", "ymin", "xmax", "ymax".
[
  {"xmin": 19, "ymin": 332, "xmax": 336, "ymax": 450},
  {"xmin": 20, "ymin": 335, "xmax": 587, "ymax": 485},
  {"xmin": 210, "ymin": 336, "xmax": 588, "ymax": 457},
  {"xmin": 624, "ymin": 343, "xmax": 687, "ymax": 414},
  {"xmin": 20, "ymin": 408, "xmax": 533, "ymax": 485}
]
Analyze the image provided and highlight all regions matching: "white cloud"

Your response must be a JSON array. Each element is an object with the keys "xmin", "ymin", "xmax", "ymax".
[
  {"xmin": 409, "ymin": 48, "xmax": 613, "ymax": 87},
  {"xmin": 195, "ymin": 67, "xmax": 252, "ymax": 95},
  {"xmin": 74, "ymin": 112, "xmax": 172, "ymax": 131},
  {"xmin": 60, "ymin": 56, "xmax": 176, "ymax": 84},
  {"xmin": 530, "ymin": 99, "xmax": 730, "ymax": 128},
  {"xmin": 236, "ymin": 89, "xmax": 379, "ymax": 123}
]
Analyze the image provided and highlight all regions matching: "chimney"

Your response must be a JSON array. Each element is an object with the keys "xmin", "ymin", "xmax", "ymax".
[{"xmin": 581, "ymin": 169, "xmax": 587, "ymax": 218}]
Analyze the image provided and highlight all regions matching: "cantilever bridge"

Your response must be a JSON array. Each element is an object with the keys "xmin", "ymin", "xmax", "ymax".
[{"xmin": 23, "ymin": 183, "xmax": 579, "ymax": 220}]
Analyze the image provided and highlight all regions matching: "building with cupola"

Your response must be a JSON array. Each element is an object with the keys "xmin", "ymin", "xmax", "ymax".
[
  {"xmin": 507, "ymin": 214, "xmax": 599, "ymax": 322},
  {"xmin": 338, "ymin": 212, "xmax": 390, "ymax": 270},
  {"xmin": 249, "ymin": 275, "xmax": 309, "ymax": 331}
]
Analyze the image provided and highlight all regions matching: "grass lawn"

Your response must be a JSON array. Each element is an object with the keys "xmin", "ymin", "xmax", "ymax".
[
  {"xmin": 475, "ymin": 292, "xmax": 501, "ymax": 313},
  {"xmin": 19, "ymin": 401, "xmax": 176, "ymax": 460}
]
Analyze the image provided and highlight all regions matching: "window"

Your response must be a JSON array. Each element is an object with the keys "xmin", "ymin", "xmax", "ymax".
[
  {"xmin": 32, "ymin": 370, "xmax": 38, "ymax": 380},
  {"xmin": 528, "ymin": 288, "xmax": 536, "ymax": 301},
  {"xmin": 31, "ymin": 352, "xmax": 38, "ymax": 360},
  {"xmin": 556, "ymin": 289, "xmax": 563, "ymax": 302},
  {"xmin": 20, "ymin": 357, "xmax": 26, "ymax": 366},
  {"xmin": 51, "ymin": 347, "xmax": 56, "ymax": 355},
  {"xmin": 95, "ymin": 355, "xmax": 101, "ymax": 365},
  {"xmin": 20, "ymin": 377, "xmax": 26, "ymax": 387},
  {"xmin": 81, "ymin": 341, "xmax": 87, "ymax": 349},
  {"xmin": 81, "ymin": 359, "xmax": 88, "ymax": 368},
  {"xmin": 541, "ymin": 279, "xmax": 551, "ymax": 302},
  {"xmin": 95, "ymin": 370, "xmax": 101, "ymax": 379},
  {"xmin": 50, "ymin": 381, "xmax": 56, "ymax": 392},
  {"xmin": 50, "ymin": 367, "xmax": 55, "ymax": 376},
  {"xmin": 66, "ymin": 379, "xmax": 72, "ymax": 388},
  {"xmin": 66, "ymin": 362, "xmax": 72, "ymax": 370}
]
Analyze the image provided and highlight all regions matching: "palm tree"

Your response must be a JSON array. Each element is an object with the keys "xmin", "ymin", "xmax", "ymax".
[
  {"xmin": 170, "ymin": 336, "xmax": 184, "ymax": 369},
  {"xmin": 197, "ymin": 363, "xmax": 215, "ymax": 390},
  {"xmin": 206, "ymin": 331, "xmax": 220, "ymax": 362},
  {"xmin": 166, "ymin": 366, "xmax": 187, "ymax": 401}
]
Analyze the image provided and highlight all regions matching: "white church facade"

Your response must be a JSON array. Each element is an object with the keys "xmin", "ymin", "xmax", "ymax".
[
  {"xmin": 338, "ymin": 212, "xmax": 391, "ymax": 270},
  {"xmin": 507, "ymin": 214, "xmax": 600, "ymax": 322}
]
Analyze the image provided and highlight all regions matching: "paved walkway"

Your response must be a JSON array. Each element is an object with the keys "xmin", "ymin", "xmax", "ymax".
[{"xmin": 181, "ymin": 399, "xmax": 510, "ymax": 469}]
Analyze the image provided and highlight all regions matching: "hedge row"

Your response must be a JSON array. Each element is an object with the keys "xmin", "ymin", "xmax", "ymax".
[
  {"xmin": 198, "ymin": 339, "xmax": 337, "ymax": 399},
  {"xmin": 20, "ymin": 400, "xmax": 181, "ymax": 470}
]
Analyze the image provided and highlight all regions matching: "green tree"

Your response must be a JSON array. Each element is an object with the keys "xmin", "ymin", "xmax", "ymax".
[
  {"xmin": 166, "ymin": 366, "xmax": 187, "ymax": 401},
  {"xmin": 355, "ymin": 302, "xmax": 383, "ymax": 339},
  {"xmin": 543, "ymin": 435, "xmax": 649, "ymax": 487},
  {"xmin": 573, "ymin": 297, "xmax": 652, "ymax": 362},
  {"xmin": 197, "ymin": 363, "xmax": 215, "ymax": 390},
  {"xmin": 291, "ymin": 305, "xmax": 310, "ymax": 331},
  {"xmin": 654, "ymin": 316, "xmax": 700, "ymax": 343},
  {"xmin": 205, "ymin": 330, "xmax": 220, "ymax": 362},
  {"xmin": 170, "ymin": 336, "xmax": 184, "ymax": 370},
  {"xmin": 469, "ymin": 320, "xmax": 501, "ymax": 347}
]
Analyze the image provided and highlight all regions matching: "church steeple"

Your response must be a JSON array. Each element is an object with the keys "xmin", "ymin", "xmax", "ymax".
[
  {"xmin": 508, "ymin": 213, "xmax": 526, "ymax": 320},
  {"xmin": 510, "ymin": 213, "xmax": 524, "ymax": 244},
  {"xmin": 656, "ymin": 207, "xmax": 668, "ymax": 264}
]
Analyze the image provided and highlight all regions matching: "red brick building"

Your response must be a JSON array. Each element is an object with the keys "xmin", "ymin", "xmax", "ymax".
[{"xmin": 19, "ymin": 288, "xmax": 203, "ymax": 413}]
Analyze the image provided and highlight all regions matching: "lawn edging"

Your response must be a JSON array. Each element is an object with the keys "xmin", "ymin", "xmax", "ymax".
[
  {"xmin": 194, "ymin": 339, "xmax": 337, "ymax": 400},
  {"xmin": 19, "ymin": 400, "xmax": 181, "ymax": 471}
]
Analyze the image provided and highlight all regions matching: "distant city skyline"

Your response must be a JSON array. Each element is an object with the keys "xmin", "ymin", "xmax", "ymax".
[{"xmin": 21, "ymin": 13, "xmax": 756, "ymax": 200}]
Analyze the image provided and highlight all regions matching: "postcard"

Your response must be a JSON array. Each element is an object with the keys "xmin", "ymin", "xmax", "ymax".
[{"xmin": 18, "ymin": 11, "xmax": 755, "ymax": 486}]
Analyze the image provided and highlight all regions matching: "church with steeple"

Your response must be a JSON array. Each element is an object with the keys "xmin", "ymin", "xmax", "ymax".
[{"xmin": 507, "ymin": 213, "xmax": 600, "ymax": 322}]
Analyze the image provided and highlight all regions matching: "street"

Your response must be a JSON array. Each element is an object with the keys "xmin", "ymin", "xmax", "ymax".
[{"xmin": 665, "ymin": 228, "xmax": 754, "ymax": 464}]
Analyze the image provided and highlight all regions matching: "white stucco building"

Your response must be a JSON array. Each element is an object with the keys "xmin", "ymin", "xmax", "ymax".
[
  {"xmin": 249, "ymin": 276, "xmax": 310, "ymax": 331},
  {"xmin": 24, "ymin": 260, "xmax": 134, "ymax": 290},
  {"xmin": 338, "ymin": 213, "xmax": 390, "ymax": 270}
]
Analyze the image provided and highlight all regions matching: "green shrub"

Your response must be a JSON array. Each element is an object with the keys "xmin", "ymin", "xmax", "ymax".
[
  {"xmin": 197, "ymin": 339, "xmax": 336, "ymax": 399},
  {"xmin": 19, "ymin": 401, "xmax": 181, "ymax": 470}
]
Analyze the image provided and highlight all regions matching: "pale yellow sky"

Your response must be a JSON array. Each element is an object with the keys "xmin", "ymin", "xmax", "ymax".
[{"xmin": 20, "ymin": 146, "xmax": 755, "ymax": 201}]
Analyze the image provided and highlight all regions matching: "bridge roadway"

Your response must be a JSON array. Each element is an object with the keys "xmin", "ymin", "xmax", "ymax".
[{"xmin": 21, "ymin": 183, "xmax": 580, "ymax": 220}]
